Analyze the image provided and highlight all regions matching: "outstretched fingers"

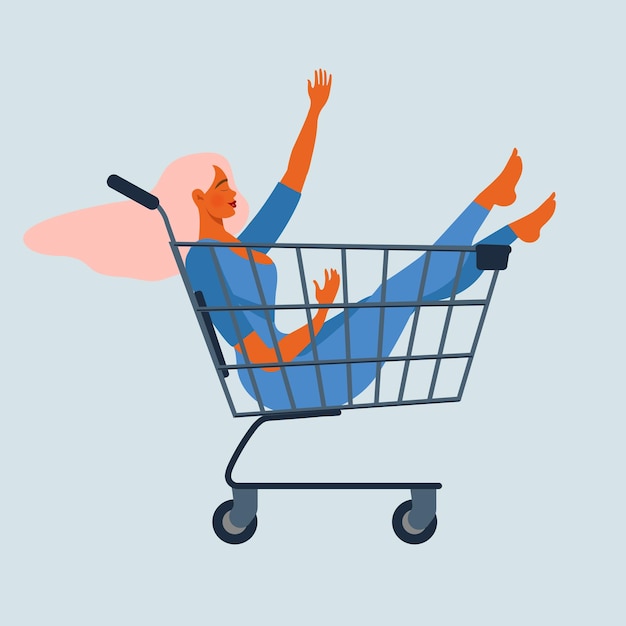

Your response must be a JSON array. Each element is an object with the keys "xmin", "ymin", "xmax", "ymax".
[
  {"xmin": 313, "ymin": 268, "xmax": 341, "ymax": 304},
  {"xmin": 307, "ymin": 68, "xmax": 332, "ymax": 111},
  {"xmin": 312, "ymin": 68, "xmax": 332, "ymax": 87}
]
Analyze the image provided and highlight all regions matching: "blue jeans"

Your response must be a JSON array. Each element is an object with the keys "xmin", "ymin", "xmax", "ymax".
[{"xmin": 238, "ymin": 202, "xmax": 516, "ymax": 409}]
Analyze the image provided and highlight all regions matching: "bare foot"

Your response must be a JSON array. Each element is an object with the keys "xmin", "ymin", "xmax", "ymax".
[
  {"xmin": 509, "ymin": 193, "xmax": 557, "ymax": 242},
  {"xmin": 475, "ymin": 148, "xmax": 523, "ymax": 210}
]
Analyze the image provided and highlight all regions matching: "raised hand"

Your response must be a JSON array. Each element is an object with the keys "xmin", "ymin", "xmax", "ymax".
[
  {"xmin": 313, "ymin": 268, "xmax": 340, "ymax": 305},
  {"xmin": 307, "ymin": 68, "xmax": 332, "ymax": 113},
  {"xmin": 280, "ymin": 69, "xmax": 332, "ymax": 193}
]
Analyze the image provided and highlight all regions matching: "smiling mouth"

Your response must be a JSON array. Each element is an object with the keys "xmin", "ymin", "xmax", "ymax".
[{"xmin": 229, "ymin": 201, "xmax": 237, "ymax": 208}]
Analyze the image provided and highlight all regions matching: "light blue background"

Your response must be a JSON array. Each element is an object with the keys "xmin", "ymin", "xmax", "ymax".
[{"xmin": 2, "ymin": 1, "xmax": 624, "ymax": 624}]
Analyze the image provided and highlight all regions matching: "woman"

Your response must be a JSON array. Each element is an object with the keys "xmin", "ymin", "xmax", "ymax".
[{"xmin": 185, "ymin": 70, "xmax": 556, "ymax": 410}]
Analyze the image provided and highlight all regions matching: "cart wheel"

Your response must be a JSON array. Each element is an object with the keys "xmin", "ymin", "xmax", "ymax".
[
  {"xmin": 212, "ymin": 500, "xmax": 258, "ymax": 545},
  {"xmin": 392, "ymin": 499, "xmax": 437, "ymax": 545}
]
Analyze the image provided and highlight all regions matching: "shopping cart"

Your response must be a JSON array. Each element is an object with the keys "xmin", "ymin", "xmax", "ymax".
[{"xmin": 107, "ymin": 174, "xmax": 511, "ymax": 545}]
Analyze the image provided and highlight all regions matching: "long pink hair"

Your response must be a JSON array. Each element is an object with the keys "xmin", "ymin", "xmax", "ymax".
[{"xmin": 23, "ymin": 153, "xmax": 249, "ymax": 281}]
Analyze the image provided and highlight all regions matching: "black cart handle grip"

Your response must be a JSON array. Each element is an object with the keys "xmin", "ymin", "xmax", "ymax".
[{"xmin": 107, "ymin": 174, "xmax": 160, "ymax": 210}]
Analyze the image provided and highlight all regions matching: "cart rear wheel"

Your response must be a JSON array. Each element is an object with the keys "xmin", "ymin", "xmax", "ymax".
[
  {"xmin": 212, "ymin": 500, "xmax": 258, "ymax": 544},
  {"xmin": 392, "ymin": 499, "xmax": 437, "ymax": 544}
]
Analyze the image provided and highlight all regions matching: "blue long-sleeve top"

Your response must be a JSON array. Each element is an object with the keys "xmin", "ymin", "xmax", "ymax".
[{"xmin": 185, "ymin": 182, "xmax": 301, "ymax": 346}]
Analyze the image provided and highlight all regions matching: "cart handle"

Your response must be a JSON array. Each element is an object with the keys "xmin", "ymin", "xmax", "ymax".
[{"xmin": 107, "ymin": 174, "xmax": 160, "ymax": 210}]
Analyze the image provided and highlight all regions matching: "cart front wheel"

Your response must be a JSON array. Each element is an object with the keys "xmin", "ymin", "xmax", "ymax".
[
  {"xmin": 213, "ymin": 500, "xmax": 258, "ymax": 544},
  {"xmin": 392, "ymin": 499, "xmax": 437, "ymax": 545}
]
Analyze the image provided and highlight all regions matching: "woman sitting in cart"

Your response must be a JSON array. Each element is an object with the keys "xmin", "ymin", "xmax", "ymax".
[{"xmin": 185, "ymin": 69, "xmax": 556, "ymax": 410}]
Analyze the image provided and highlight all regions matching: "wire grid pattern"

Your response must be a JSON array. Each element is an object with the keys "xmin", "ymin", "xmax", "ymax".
[{"xmin": 175, "ymin": 241, "xmax": 501, "ymax": 418}]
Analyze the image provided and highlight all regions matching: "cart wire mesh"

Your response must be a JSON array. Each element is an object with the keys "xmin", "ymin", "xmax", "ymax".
[{"xmin": 171, "ymin": 239, "xmax": 508, "ymax": 418}]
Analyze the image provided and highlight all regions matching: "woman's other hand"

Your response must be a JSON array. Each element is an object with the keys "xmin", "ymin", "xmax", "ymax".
[
  {"xmin": 313, "ymin": 268, "xmax": 340, "ymax": 305},
  {"xmin": 308, "ymin": 69, "xmax": 332, "ymax": 113}
]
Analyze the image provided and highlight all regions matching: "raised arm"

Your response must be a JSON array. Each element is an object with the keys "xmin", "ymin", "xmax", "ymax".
[
  {"xmin": 238, "ymin": 69, "xmax": 332, "ymax": 245},
  {"xmin": 280, "ymin": 69, "xmax": 332, "ymax": 193}
]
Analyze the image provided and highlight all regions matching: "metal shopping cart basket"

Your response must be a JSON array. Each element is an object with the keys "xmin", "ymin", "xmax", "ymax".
[{"xmin": 108, "ymin": 175, "xmax": 511, "ymax": 545}]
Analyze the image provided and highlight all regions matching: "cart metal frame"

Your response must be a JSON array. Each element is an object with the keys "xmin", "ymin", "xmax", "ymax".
[{"xmin": 107, "ymin": 174, "xmax": 511, "ymax": 544}]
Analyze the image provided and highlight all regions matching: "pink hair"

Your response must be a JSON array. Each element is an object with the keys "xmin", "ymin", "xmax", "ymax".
[{"xmin": 23, "ymin": 153, "xmax": 250, "ymax": 281}]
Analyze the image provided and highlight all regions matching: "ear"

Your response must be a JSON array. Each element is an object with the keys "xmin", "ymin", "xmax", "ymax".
[{"xmin": 191, "ymin": 189, "xmax": 204, "ymax": 209}]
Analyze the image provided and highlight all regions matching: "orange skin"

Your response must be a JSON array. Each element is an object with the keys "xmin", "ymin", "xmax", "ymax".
[
  {"xmin": 192, "ymin": 69, "xmax": 339, "ymax": 370},
  {"xmin": 472, "ymin": 147, "xmax": 556, "ymax": 241},
  {"xmin": 475, "ymin": 148, "xmax": 523, "ymax": 210}
]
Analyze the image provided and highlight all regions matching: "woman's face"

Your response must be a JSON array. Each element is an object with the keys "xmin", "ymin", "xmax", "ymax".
[{"xmin": 195, "ymin": 165, "xmax": 237, "ymax": 219}]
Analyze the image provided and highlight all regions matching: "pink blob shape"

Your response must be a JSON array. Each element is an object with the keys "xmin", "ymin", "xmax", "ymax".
[{"xmin": 23, "ymin": 153, "xmax": 249, "ymax": 281}]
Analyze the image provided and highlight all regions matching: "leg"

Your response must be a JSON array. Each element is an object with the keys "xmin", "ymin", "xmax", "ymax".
[
  {"xmin": 316, "ymin": 148, "xmax": 524, "ymax": 321},
  {"xmin": 236, "ymin": 158, "xmax": 553, "ymax": 409},
  {"xmin": 279, "ymin": 202, "xmax": 496, "ymax": 406},
  {"xmin": 238, "ymin": 209, "xmax": 514, "ymax": 408},
  {"xmin": 305, "ymin": 193, "xmax": 555, "ymax": 402},
  {"xmin": 423, "ymin": 225, "xmax": 518, "ymax": 302},
  {"xmin": 424, "ymin": 192, "xmax": 556, "ymax": 300}
]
